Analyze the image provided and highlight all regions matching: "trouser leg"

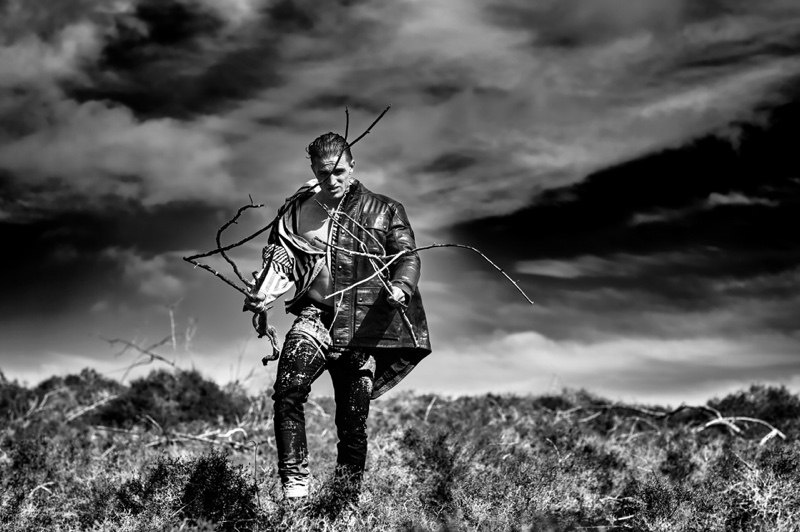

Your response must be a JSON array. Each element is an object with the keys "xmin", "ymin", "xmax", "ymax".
[
  {"xmin": 272, "ymin": 332, "xmax": 326, "ymax": 498},
  {"xmin": 329, "ymin": 348, "xmax": 375, "ymax": 498}
]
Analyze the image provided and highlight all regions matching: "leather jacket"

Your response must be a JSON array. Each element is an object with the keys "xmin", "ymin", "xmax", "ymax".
[
  {"xmin": 318, "ymin": 180, "xmax": 431, "ymax": 353},
  {"xmin": 259, "ymin": 179, "xmax": 431, "ymax": 397}
]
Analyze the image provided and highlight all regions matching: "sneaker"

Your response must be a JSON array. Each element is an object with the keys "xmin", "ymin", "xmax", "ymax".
[{"xmin": 283, "ymin": 484, "xmax": 309, "ymax": 499}]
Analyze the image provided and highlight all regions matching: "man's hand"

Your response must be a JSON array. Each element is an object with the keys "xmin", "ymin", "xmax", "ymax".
[
  {"xmin": 386, "ymin": 285, "xmax": 407, "ymax": 308},
  {"xmin": 244, "ymin": 291, "xmax": 268, "ymax": 313}
]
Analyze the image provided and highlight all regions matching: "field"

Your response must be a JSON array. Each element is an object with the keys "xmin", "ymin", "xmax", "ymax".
[{"xmin": 2, "ymin": 367, "xmax": 799, "ymax": 531}]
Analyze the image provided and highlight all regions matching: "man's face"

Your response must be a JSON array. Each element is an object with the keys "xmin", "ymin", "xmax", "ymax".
[{"xmin": 311, "ymin": 155, "xmax": 355, "ymax": 203}]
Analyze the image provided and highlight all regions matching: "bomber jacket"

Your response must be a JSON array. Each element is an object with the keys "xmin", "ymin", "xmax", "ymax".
[{"xmin": 256, "ymin": 178, "xmax": 431, "ymax": 397}]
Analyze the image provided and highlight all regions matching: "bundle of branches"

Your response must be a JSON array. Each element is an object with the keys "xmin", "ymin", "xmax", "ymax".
[{"xmin": 182, "ymin": 107, "xmax": 534, "ymax": 353}]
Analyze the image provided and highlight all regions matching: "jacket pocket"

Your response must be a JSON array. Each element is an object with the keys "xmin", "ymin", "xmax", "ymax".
[
  {"xmin": 352, "ymin": 286, "xmax": 401, "ymax": 342},
  {"xmin": 359, "ymin": 213, "xmax": 389, "ymax": 255},
  {"xmin": 361, "ymin": 213, "xmax": 390, "ymax": 232}
]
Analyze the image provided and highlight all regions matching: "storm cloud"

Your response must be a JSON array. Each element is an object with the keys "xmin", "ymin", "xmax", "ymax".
[{"xmin": 3, "ymin": 0, "xmax": 800, "ymax": 402}]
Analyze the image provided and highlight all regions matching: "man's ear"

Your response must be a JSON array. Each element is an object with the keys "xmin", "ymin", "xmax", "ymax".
[{"xmin": 349, "ymin": 159, "xmax": 356, "ymax": 170}]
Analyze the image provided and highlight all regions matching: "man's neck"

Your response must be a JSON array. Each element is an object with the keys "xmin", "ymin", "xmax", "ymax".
[
  {"xmin": 315, "ymin": 183, "xmax": 352, "ymax": 211},
  {"xmin": 316, "ymin": 193, "xmax": 340, "ymax": 211}
]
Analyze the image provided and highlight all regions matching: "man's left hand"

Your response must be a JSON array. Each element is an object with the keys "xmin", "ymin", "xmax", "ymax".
[{"xmin": 386, "ymin": 285, "xmax": 407, "ymax": 308}]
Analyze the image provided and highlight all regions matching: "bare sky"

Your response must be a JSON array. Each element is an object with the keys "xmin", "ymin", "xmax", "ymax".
[{"xmin": 2, "ymin": 0, "xmax": 800, "ymax": 405}]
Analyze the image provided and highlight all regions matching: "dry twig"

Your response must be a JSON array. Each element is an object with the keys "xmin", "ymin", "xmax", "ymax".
[
  {"xmin": 325, "ymin": 243, "xmax": 534, "ymax": 305},
  {"xmin": 101, "ymin": 335, "xmax": 178, "ymax": 382},
  {"xmin": 29, "ymin": 482, "xmax": 55, "ymax": 498},
  {"xmin": 16, "ymin": 386, "xmax": 68, "ymax": 422},
  {"xmin": 314, "ymin": 202, "xmax": 421, "ymax": 346},
  {"xmin": 217, "ymin": 198, "xmax": 266, "ymax": 285},
  {"xmin": 181, "ymin": 106, "xmax": 535, "ymax": 356},
  {"xmin": 183, "ymin": 106, "xmax": 389, "ymax": 268},
  {"xmin": 563, "ymin": 403, "xmax": 786, "ymax": 444},
  {"xmin": 65, "ymin": 395, "xmax": 118, "ymax": 423},
  {"xmin": 424, "ymin": 397, "xmax": 437, "ymax": 423}
]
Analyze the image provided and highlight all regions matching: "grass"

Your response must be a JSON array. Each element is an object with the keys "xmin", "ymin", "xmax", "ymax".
[{"xmin": 1, "ymin": 368, "xmax": 799, "ymax": 531}]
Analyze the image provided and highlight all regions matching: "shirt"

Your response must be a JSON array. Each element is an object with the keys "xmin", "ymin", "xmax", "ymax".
[{"xmin": 253, "ymin": 179, "xmax": 346, "ymax": 312}]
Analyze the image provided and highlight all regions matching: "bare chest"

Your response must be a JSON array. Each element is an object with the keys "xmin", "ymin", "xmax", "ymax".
[{"xmin": 297, "ymin": 200, "xmax": 332, "ymax": 250}]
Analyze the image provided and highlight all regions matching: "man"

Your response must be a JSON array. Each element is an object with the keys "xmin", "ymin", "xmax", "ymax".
[{"xmin": 244, "ymin": 132, "xmax": 431, "ymax": 504}]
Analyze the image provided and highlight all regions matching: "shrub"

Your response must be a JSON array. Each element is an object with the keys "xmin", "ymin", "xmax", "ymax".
[
  {"xmin": 401, "ymin": 426, "xmax": 461, "ymax": 514},
  {"xmin": 709, "ymin": 385, "xmax": 800, "ymax": 438},
  {"xmin": 0, "ymin": 373, "xmax": 35, "ymax": 426},
  {"xmin": 115, "ymin": 450, "xmax": 257, "ymax": 531},
  {"xmin": 95, "ymin": 369, "xmax": 249, "ymax": 429},
  {"xmin": 180, "ymin": 449, "xmax": 258, "ymax": 530}
]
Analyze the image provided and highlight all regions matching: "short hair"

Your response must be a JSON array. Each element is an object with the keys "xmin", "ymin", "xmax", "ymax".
[{"xmin": 306, "ymin": 132, "xmax": 353, "ymax": 165}]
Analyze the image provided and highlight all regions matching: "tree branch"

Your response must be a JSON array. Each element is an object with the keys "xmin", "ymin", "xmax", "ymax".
[
  {"xmin": 216, "ymin": 200, "xmax": 265, "ymax": 285},
  {"xmin": 185, "ymin": 259, "xmax": 251, "ymax": 297},
  {"xmin": 325, "ymin": 243, "xmax": 535, "ymax": 305},
  {"xmin": 65, "ymin": 395, "xmax": 118, "ymax": 423},
  {"xmin": 346, "ymin": 105, "xmax": 391, "ymax": 148},
  {"xmin": 181, "ymin": 106, "xmax": 534, "ymax": 347},
  {"xmin": 183, "ymin": 106, "xmax": 390, "ymax": 266},
  {"xmin": 564, "ymin": 403, "xmax": 786, "ymax": 443},
  {"xmin": 101, "ymin": 336, "xmax": 179, "ymax": 382}
]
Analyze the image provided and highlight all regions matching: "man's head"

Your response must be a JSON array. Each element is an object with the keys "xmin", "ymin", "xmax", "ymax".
[
  {"xmin": 307, "ymin": 132, "xmax": 353, "ymax": 165},
  {"xmin": 307, "ymin": 132, "xmax": 355, "ymax": 203}
]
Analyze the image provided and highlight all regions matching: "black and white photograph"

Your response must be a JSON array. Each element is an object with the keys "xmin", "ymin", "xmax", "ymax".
[{"xmin": 2, "ymin": 1, "xmax": 800, "ymax": 530}]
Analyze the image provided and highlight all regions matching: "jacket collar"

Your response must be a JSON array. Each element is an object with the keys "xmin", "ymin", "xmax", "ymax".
[{"xmin": 343, "ymin": 179, "xmax": 365, "ymax": 212}]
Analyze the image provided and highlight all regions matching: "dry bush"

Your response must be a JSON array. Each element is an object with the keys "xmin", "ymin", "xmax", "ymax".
[{"xmin": 2, "ymin": 370, "xmax": 800, "ymax": 531}]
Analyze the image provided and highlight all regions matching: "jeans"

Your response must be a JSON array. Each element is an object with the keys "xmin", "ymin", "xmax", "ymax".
[{"xmin": 272, "ymin": 305, "xmax": 376, "ymax": 498}]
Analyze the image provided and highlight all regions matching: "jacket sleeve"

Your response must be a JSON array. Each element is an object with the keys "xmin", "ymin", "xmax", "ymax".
[
  {"xmin": 385, "ymin": 202, "xmax": 420, "ymax": 300},
  {"xmin": 252, "ymin": 243, "xmax": 294, "ymax": 305}
]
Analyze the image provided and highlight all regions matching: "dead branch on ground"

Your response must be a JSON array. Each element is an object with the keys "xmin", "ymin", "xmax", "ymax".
[
  {"xmin": 65, "ymin": 394, "xmax": 119, "ymax": 423},
  {"xmin": 562, "ymin": 403, "xmax": 786, "ymax": 445},
  {"xmin": 92, "ymin": 424, "xmax": 257, "ymax": 451}
]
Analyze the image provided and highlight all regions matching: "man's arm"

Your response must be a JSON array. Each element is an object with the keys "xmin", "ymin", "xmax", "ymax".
[
  {"xmin": 384, "ymin": 202, "xmax": 420, "ymax": 306},
  {"xmin": 244, "ymin": 244, "xmax": 294, "ymax": 313}
]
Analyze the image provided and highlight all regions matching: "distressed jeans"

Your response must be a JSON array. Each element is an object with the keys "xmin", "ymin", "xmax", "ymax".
[{"xmin": 272, "ymin": 304, "xmax": 376, "ymax": 498}]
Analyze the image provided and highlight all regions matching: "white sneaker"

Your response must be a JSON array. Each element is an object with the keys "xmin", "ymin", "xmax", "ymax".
[{"xmin": 283, "ymin": 482, "xmax": 309, "ymax": 499}]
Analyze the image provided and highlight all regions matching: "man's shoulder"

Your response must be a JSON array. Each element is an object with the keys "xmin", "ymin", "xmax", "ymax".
[
  {"xmin": 280, "ymin": 180, "xmax": 318, "ymax": 206},
  {"xmin": 356, "ymin": 182, "xmax": 402, "ymax": 210}
]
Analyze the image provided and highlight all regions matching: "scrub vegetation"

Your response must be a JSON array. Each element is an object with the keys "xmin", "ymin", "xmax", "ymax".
[{"xmin": 2, "ymin": 367, "xmax": 799, "ymax": 531}]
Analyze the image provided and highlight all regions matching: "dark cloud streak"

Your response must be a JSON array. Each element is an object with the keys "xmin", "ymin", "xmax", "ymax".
[
  {"xmin": 4, "ymin": 0, "xmax": 800, "ymax": 401},
  {"xmin": 68, "ymin": 0, "xmax": 282, "ymax": 120},
  {"xmin": 455, "ymin": 90, "xmax": 800, "ymax": 258}
]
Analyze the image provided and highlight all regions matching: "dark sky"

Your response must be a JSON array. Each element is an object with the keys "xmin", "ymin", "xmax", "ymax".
[{"xmin": 2, "ymin": 0, "xmax": 800, "ymax": 405}]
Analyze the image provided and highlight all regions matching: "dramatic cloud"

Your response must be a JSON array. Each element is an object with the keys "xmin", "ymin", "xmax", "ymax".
[
  {"xmin": 0, "ymin": 100, "xmax": 235, "ymax": 210},
  {"xmin": 402, "ymin": 328, "xmax": 800, "ymax": 405},
  {"xmin": 102, "ymin": 247, "xmax": 185, "ymax": 301},
  {"xmin": 3, "ymin": 0, "xmax": 800, "ymax": 226},
  {"xmin": 204, "ymin": 0, "xmax": 800, "ymax": 229},
  {"xmin": 514, "ymin": 252, "xmax": 697, "ymax": 279},
  {"xmin": 630, "ymin": 192, "xmax": 780, "ymax": 225},
  {"xmin": 190, "ymin": 0, "xmax": 266, "ymax": 27},
  {"xmin": 0, "ymin": 0, "xmax": 244, "ymax": 219},
  {"xmin": 3, "ymin": 0, "xmax": 800, "ymax": 403},
  {"xmin": 705, "ymin": 192, "xmax": 779, "ymax": 208},
  {"xmin": 0, "ymin": 22, "xmax": 100, "ymax": 87}
]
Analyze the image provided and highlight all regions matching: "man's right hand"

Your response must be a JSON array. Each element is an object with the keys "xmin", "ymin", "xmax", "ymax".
[{"xmin": 243, "ymin": 291, "xmax": 268, "ymax": 313}]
